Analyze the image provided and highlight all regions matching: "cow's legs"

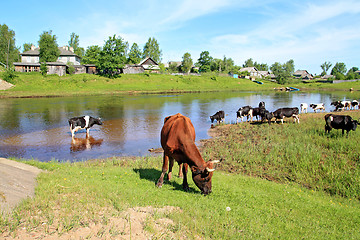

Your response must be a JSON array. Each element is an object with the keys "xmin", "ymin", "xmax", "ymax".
[
  {"xmin": 86, "ymin": 128, "xmax": 90, "ymax": 137},
  {"xmin": 182, "ymin": 163, "xmax": 190, "ymax": 191},
  {"xmin": 178, "ymin": 163, "xmax": 183, "ymax": 178},
  {"xmin": 167, "ymin": 158, "xmax": 174, "ymax": 181},
  {"xmin": 156, "ymin": 154, "xmax": 169, "ymax": 188}
]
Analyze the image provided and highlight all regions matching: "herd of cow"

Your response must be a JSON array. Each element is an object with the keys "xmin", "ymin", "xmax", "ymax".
[
  {"xmin": 209, "ymin": 100, "xmax": 359, "ymax": 135},
  {"xmin": 67, "ymin": 98, "xmax": 359, "ymax": 196}
]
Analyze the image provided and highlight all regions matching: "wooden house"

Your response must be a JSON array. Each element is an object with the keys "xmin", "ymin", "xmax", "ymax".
[{"xmin": 139, "ymin": 57, "xmax": 160, "ymax": 72}]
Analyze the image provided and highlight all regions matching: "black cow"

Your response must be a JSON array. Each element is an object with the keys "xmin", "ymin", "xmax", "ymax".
[
  {"xmin": 250, "ymin": 101, "xmax": 266, "ymax": 121},
  {"xmin": 210, "ymin": 110, "xmax": 225, "ymax": 124},
  {"xmin": 236, "ymin": 106, "xmax": 253, "ymax": 123},
  {"xmin": 68, "ymin": 116, "xmax": 103, "ymax": 137},
  {"xmin": 325, "ymin": 114, "xmax": 358, "ymax": 135},
  {"xmin": 260, "ymin": 110, "xmax": 273, "ymax": 124},
  {"xmin": 272, "ymin": 107, "xmax": 300, "ymax": 124}
]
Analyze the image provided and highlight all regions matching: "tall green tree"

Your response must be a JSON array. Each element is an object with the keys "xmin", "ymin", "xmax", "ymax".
[
  {"xmin": 82, "ymin": 45, "xmax": 101, "ymax": 65},
  {"xmin": 331, "ymin": 62, "xmax": 347, "ymax": 80},
  {"xmin": 197, "ymin": 51, "xmax": 213, "ymax": 73},
  {"xmin": 0, "ymin": 24, "xmax": 20, "ymax": 67},
  {"xmin": 243, "ymin": 58, "xmax": 254, "ymax": 67},
  {"xmin": 142, "ymin": 37, "xmax": 162, "ymax": 63},
  {"xmin": 254, "ymin": 62, "xmax": 269, "ymax": 71},
  {"xmin": 127, "ymin": 43, "xmax": 142, "ymax": 64},
  {"xmin": 22, "ymin": 43, "xmax": 33, "ymax": 52},
  {"xmin": 68, "ymin": 32, "xmax": 85, "ymax": 58},
  {"xmin": 270, "ymin": 60, "xmax": 294, "ymax": 84},
  {"xmin": 97, "ymin": 35, "xmax": 128, "ymax": 78},
  {"xmin": 320, "ymin": 61, "xmax": 332, "ymax": 76},
  {"xmin": 181, "ymin": 52, "xmax": 193, "ymax": 74},
  {"xmin": 38, "ymin": 30, "xmax": 60, "ymax": 62}
]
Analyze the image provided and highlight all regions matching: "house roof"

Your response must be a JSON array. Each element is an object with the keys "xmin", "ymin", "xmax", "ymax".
[
  {"xmin": 139, "ymin": 57, "xmax": 160, "ymax": 70},
  {"xmin": 21, "ymin": 46, "xmax": 79, "ymax": 58},
  {"xmin": 239, "ymin": 67, "xmax": 258, "ymax": 72}
]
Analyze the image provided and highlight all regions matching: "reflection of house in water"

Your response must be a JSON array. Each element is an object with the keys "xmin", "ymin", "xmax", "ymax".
[{"xmin": 70, "ymin": 136, "xmax": 103, "ymax": 152}]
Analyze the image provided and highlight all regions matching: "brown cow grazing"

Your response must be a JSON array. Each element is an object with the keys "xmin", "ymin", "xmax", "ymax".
[{"xmin": 156, "ymin": 113, "xmax": 220, "ymax": 195}]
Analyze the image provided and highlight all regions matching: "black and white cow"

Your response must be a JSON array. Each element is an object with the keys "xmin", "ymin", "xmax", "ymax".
[
  {"xmin": 210, "ymin": 110, "xmax": 225, "ymax": 124},
  {"xmin": 68, "ymin": 116, "xmax": 103, "ymax": 137},
  {"xmin": 331, "ymin": 101, "xmax": 345, "ymax": 111},
  {"xmin": 272, "ymin": 107, "xmax": 300, "ymax": 124},
  {"xmin": 324, "ymin": 114, "xmax": 358, "ymax": 135},
  {"xmin": 236, "ymin": 106, "xmax": 253, "ymax": 123},
  {"xmin": 351, "ymin": 100, "xmax": 359, "ymax": 110},
  {"xmin": 309, "ymin": 103, "xmax": 325, "ymax": 113},
  {"xmin": 300, "ymin": 103, "xmax": 308, "ymax": 113}
]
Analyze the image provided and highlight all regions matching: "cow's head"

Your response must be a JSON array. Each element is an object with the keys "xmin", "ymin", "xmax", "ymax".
[
  {"xmin": 94, "ymin": 117, "xmax": 103, "ymax": 125},
  {"xmin": 209, "ymin": 116, "xmax": 215, "ymax": 123},
  {"xmin": 351, "ymin": 119, "xmax": 358, "ymax": 131},
  {"xmin": 191, "ymin": 159, "xmax": 221, "ymax": 195}
]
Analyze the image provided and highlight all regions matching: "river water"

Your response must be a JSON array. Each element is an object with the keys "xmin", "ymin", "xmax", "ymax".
[{"xmin": 0, "ymin": 91, "xmax": 357, "ymax": 162}]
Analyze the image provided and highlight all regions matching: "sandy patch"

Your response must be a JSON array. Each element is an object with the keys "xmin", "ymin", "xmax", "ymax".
[
  {"xmin": 1, "ymin": 206, "xmax": 188, "ymax": 240},
  {"xmin": 0, "ymin": 79, "xmax": 14, "ymax": 90}
]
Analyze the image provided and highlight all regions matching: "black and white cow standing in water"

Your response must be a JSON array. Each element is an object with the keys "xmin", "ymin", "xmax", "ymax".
[
  {"xmin": 324, "ymin": 114, "xmax": 358, "ymax": 135},
  {"xmin": 236, "ymin": 106, "xmax": 253, "ymax": 123},
  {"xmin": 272, "ymin": 107, "xmax": 300, "ymax": 124},
  {"xmin": 210, "ymin": 110, "xmax": 225, "ymax": 124},
  {"xmin": 68, "ymin": 116, "xmax": 103, "ymax": 137}
]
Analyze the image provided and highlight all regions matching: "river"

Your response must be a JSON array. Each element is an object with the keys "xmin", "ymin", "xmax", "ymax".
[{"xmin": 0, "ymin": 91, "xmax": 357, "ymax": 161}]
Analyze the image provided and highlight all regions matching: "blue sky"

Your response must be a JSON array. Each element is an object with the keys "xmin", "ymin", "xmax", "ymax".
[{"xmin": 2, "ymin": 0, "xmax": 359, "ymax": 74}]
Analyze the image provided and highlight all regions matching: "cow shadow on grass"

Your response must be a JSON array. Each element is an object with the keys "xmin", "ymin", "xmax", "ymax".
[{"xmin": 133, "ymin": 168, "xmax": 199, "ymax": 193}]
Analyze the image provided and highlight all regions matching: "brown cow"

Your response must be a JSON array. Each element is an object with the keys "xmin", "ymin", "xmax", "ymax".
[{"xmin": 156, "ymin": 113, "xmax": 220, "ymax": 195}]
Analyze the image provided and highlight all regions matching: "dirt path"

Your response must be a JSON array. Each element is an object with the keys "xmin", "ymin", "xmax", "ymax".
[
  {"xmin": 0, "ymin": 158, "xmax": 42, "ymax": 214},
  {"xmin": 0, "ymin": 79, "xmax": 14, "ymax": 90}
]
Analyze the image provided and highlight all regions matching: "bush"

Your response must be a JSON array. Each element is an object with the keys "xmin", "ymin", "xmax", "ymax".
[{"xmin": 1, "ymin": 68, "xmax": 17, "ymax": 84}]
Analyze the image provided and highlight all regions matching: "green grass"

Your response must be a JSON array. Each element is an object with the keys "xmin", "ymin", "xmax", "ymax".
[
  {"xmin": 2, "ymin": 72, "xmax": 360, "ymax": 98},
  {"xmin": 202, "ymin": 111, "xmax": 360, "ymax": 199},
  {"xmin": 1, "ymin": 72, "xmax": 277, "ymax": 97}
]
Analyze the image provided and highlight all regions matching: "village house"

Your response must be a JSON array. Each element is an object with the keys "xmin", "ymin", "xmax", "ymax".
[
  {"xmin": 138, "ymin": 57, "xmax": 160, "ymax": 73},
  {"xmin": 293, "ymin": 70, "xmax": 313, "ymax": 80},
  {"xmin": 13, "ymin": 45, "xmax": 95, "ymax": 76}
]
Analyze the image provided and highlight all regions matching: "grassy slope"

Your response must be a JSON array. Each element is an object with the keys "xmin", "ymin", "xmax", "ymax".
[
  {"xmin": 1, "ymin": 112, "xmax": 360, "ymax": 239},
  {"xmin": 1, "ymin": 72, "xmax": 360, "ymax": 97}
]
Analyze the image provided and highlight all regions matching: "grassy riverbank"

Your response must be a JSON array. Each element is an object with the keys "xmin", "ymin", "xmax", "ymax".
[
  {"xmin": 1, "ymin": 72, "xmax": 360, "ymax": 97},
  {"xmin": 1, "ymin": 111, "xmax": 360, "ymax": 239}
]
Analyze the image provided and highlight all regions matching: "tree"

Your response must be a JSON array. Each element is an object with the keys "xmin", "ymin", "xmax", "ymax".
[
  {"xmin": 23, "ymin": 43, "xmax": 33, "ymax": 52},
  {"xmin": 346, "ymin": 67, "xmax": 359, "ymax": 80},
  {"xmin": 320, "ymin": 61, "xmax": 332, "ymax": 76},
  {"xmin": 197, "ymin": 51, "xmax": 213, "ymax": 73},
  {"xmin": 270, "ymin": 60, "xmax": 294, "ymax": 84},
  {"xmin": 97, "ymin": 35, "xmax": 128, "ymax": 78},
  {"xmin": 68, "ymin": 32, "xmax": 85, "ymax": 58},
  {"xmin": 243, "ymin": 58, "xmax": 254, "ymax": 68},
  {"xmin": 127, "ymin": 43, "xmax": 142, "ymax": 64},
  {"xmin": 181, "ymin": 52, "xmax": 193, "ymax": 74},
  {"xmin": 82, "ymin": 45, "xmax": 101, "ymax": 65},
  {"xmin": 0, "ymin": 24, "xmax": 20, "ymax": 67},
  {"xmin": 331, "ymin": 62, "xmax": 347, "ymax": 80},
  {"xmin": 254, "ymin": 62, "xmax": 269, "ymax": 71},
  {"xmin": 38, "ymin": 30, "xmax": 60, "ymax": 62},
  {"xmin": 142, "ymin": 37, "xmax": 162, "ymax": 63}
]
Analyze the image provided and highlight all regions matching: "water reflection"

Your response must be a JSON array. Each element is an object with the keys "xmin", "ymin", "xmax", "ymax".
[
  {"xmin": 70, "ymin": 136, "xmax": 103, "ymax": 153},
  {"xmin": 0, "ymin": 91, "xmax": 359, "ymax": 162}
]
